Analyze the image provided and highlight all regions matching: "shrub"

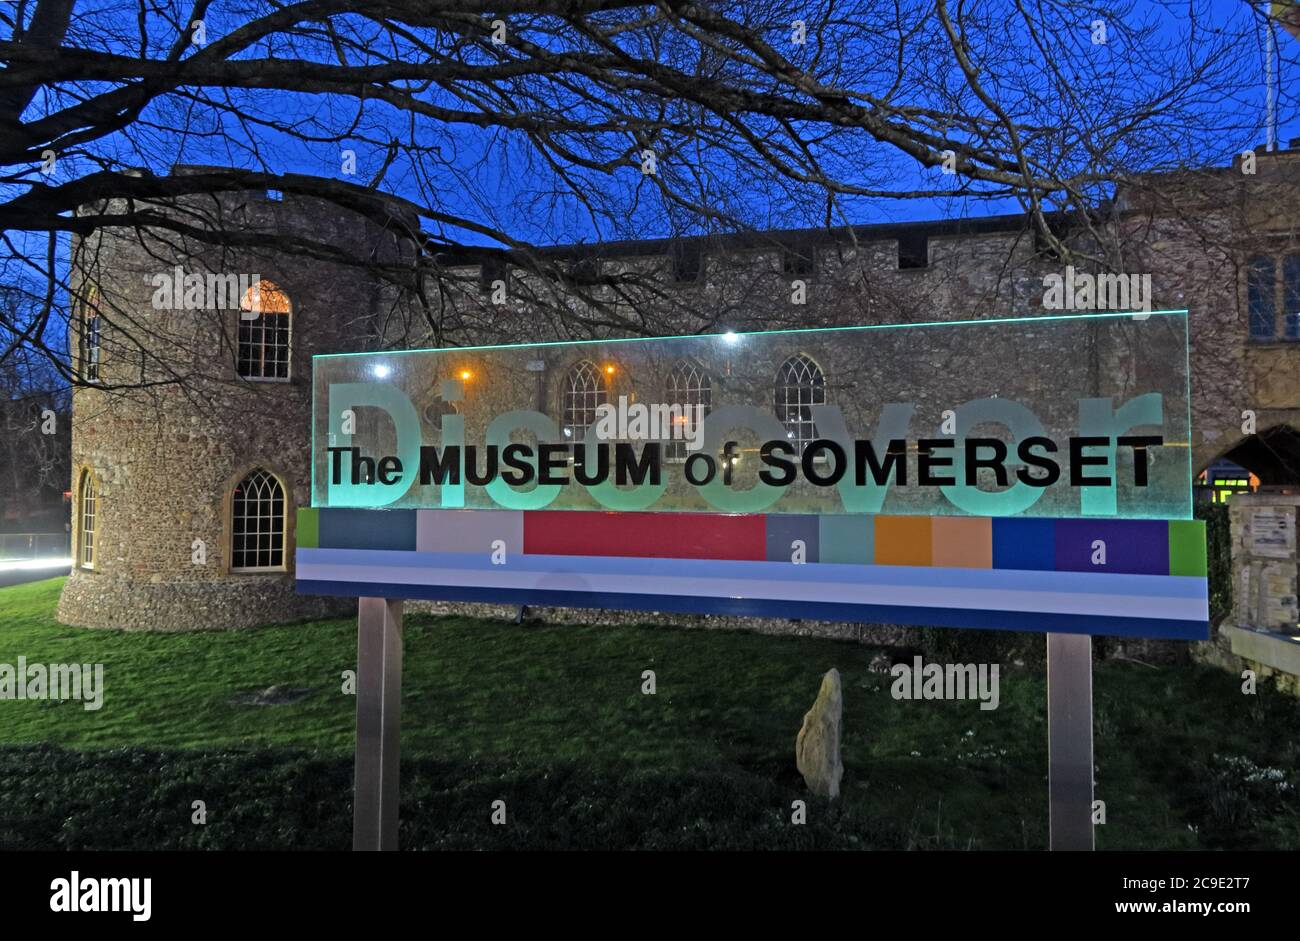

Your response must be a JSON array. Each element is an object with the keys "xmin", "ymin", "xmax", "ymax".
[{"xmin": 1195, "ymin": 502, "xmax": 1232, "ymax": 623}]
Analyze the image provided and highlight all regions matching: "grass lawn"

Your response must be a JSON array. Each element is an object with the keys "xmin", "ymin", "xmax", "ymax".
[{"xmin": 1, "ymin": 576, "xmax": 1298, "ymax": 850}]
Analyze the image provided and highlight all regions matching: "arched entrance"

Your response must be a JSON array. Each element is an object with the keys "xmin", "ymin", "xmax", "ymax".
[{"xmin": 1198, "ymin": 425, "xmax": 1300, "ymax": 503}]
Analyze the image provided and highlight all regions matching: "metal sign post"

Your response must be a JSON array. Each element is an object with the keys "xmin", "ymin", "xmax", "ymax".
[
  {"xmin": 1047, "ymin": 632, "xmax": 1095, "ymax": 850},
  {"xmin": 348, "ymin": 607, "xmax": 1100, "ymax": 852},
  {"xmin": 353, "ymin": 597, "xmax": 403, "ymax": 851}
]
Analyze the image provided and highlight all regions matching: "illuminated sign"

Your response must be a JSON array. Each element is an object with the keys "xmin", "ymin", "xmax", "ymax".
[
  {"xmin": 298, "ymin": 311, "xmax": 1207, "ymax": 638},
  {"xmin": 310, "ymin": 312, "xmax": 1192, "ymax": 519}
]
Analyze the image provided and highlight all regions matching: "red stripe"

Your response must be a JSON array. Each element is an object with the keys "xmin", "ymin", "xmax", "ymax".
[{"xmin": 524, "ymin": 510, "xmax": 766, "ymax": 560}]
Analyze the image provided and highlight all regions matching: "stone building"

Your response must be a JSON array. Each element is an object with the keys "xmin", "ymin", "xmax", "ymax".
[
  {"xmin": 56, "ymin": 147, "xmax": 1300, "ymax": 634},
  {"xmin": 57, "ymin": 168, "xmax": 417, "ymax": 630}
]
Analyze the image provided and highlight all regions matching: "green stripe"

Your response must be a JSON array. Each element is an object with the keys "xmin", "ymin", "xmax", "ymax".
[
  {"xmin": 296, "ymin": 507, "xmax": 319, "ymax": 549},
  {"xmin": 1167, "ymin": 519, "xmax": 1206, "ymax": 577}
]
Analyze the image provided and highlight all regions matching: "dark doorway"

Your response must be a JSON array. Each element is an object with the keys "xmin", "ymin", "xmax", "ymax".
[{"xmin": 1219, "ymin": 425, "xmax": 1300, "ymax": 489}]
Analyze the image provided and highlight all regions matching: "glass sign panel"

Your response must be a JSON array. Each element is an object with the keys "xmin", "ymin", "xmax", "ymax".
[{"xmin": 310, "ymin": 311, "xmax": 1191, "ymax": 520}]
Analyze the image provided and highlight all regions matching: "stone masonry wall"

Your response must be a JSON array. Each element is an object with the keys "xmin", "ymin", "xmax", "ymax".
[
  {"xmin": 58, "ymin": 183, "xmax": 407, "ymax": 630},
  {"xmin": 57, "ymin": 150, "xmax": 1300, "ymax": 632}
]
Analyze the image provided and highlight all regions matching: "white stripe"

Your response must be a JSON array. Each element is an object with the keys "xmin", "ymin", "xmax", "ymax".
[{"xmin": 298, "ymin": 562, "xmax": 1207, "ymax": 620}]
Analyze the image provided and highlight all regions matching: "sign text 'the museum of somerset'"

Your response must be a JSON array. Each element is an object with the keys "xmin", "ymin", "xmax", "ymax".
[{"xmin": 310, "ymin": 313, "xmax": 1193, "ymax": 520}]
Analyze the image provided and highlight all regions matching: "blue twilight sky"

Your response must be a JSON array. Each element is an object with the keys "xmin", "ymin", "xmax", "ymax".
[{"xmin": 2, "ymin": 1, "xmax": 1298, "ymax": 255}]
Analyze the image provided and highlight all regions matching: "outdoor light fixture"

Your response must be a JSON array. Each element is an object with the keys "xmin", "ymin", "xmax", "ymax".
[
  {"xmin": 722, "ymin": 330, "xmax": 739, "ymax": 344},
  {"xmin": 604, "ymin": 364, "xmax": 616, "ymax": 376},
  {"xmin": 459, "ymin": 369, "xmax": 473, "ymax": 381},
  {"xmin": 371, "ymin": 364, "xmax": 391, "ymax": 378}
]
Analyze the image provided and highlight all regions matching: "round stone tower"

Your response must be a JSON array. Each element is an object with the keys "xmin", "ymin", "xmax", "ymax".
[{"xmin": 58, "ymin": 168, "xmax": 417, "ymax": 630}]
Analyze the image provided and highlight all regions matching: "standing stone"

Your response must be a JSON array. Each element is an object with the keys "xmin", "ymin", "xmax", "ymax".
[{"xmin": 796, "ymin": 668, "xmax": 844, "ymax": 799}]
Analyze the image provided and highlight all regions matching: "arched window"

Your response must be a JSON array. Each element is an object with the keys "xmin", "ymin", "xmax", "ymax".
[
  {"xmin": 78, "ymin": 469, "xmax": 97, "ymax": 569},
  {"xmin": 238, "ymin": 280, "xmax": 292, "ymax": 380},
  {"xmin": 1285, "ymin": 253, "xmax": 1300, "ymax": 340},
  {"xmin": 231, "ymin": 469, "xmax": 286, "ymax": 571},
  {"xmin": 562, "ymin": 360, "xmax": 608, "ymax": 442},
  {"xmin": 1247, "ymin": 256, "xmax": 1277, "ymax": 339},
  {"xmin": 775, "ymin": 353, "xmax": 826, "ymax": 455},
  {"xmin": 79, "ymin": 286, "xmax": 101, "ymax": 382},
  {"xmin": 665, "ymin": 359, "xmax": 712, "ymax": 462}
]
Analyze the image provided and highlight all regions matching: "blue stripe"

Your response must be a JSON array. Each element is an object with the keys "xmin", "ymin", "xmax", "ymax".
[
  {"xmin": 295, "ymin": 579, "xmax": 1210, "ymax": 640},
  {"xmin": 296, "ymin": 547, "xmax": 1205, "ymax": 599},
  {"xmin": 317, "ymin": 508, "xmax": 417, "ymax": 550},
  {"xmin": 991, "ymin": 517, "xmax": 1057, "ymax": 570}
]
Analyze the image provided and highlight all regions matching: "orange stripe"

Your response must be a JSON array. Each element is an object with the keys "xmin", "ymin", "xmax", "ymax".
[{"xmin": 874, "ymin": 515, "xmax": 933, "ymax": 566}]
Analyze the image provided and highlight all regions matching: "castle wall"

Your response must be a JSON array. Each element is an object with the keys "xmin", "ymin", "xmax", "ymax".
[
  {"xmin": 57, "ymin": 152, "xmax": 1300, "ymax": 631},
  {"xmin": 58, "ymin": 185, "xmax": 405, "ymax": 630}
]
